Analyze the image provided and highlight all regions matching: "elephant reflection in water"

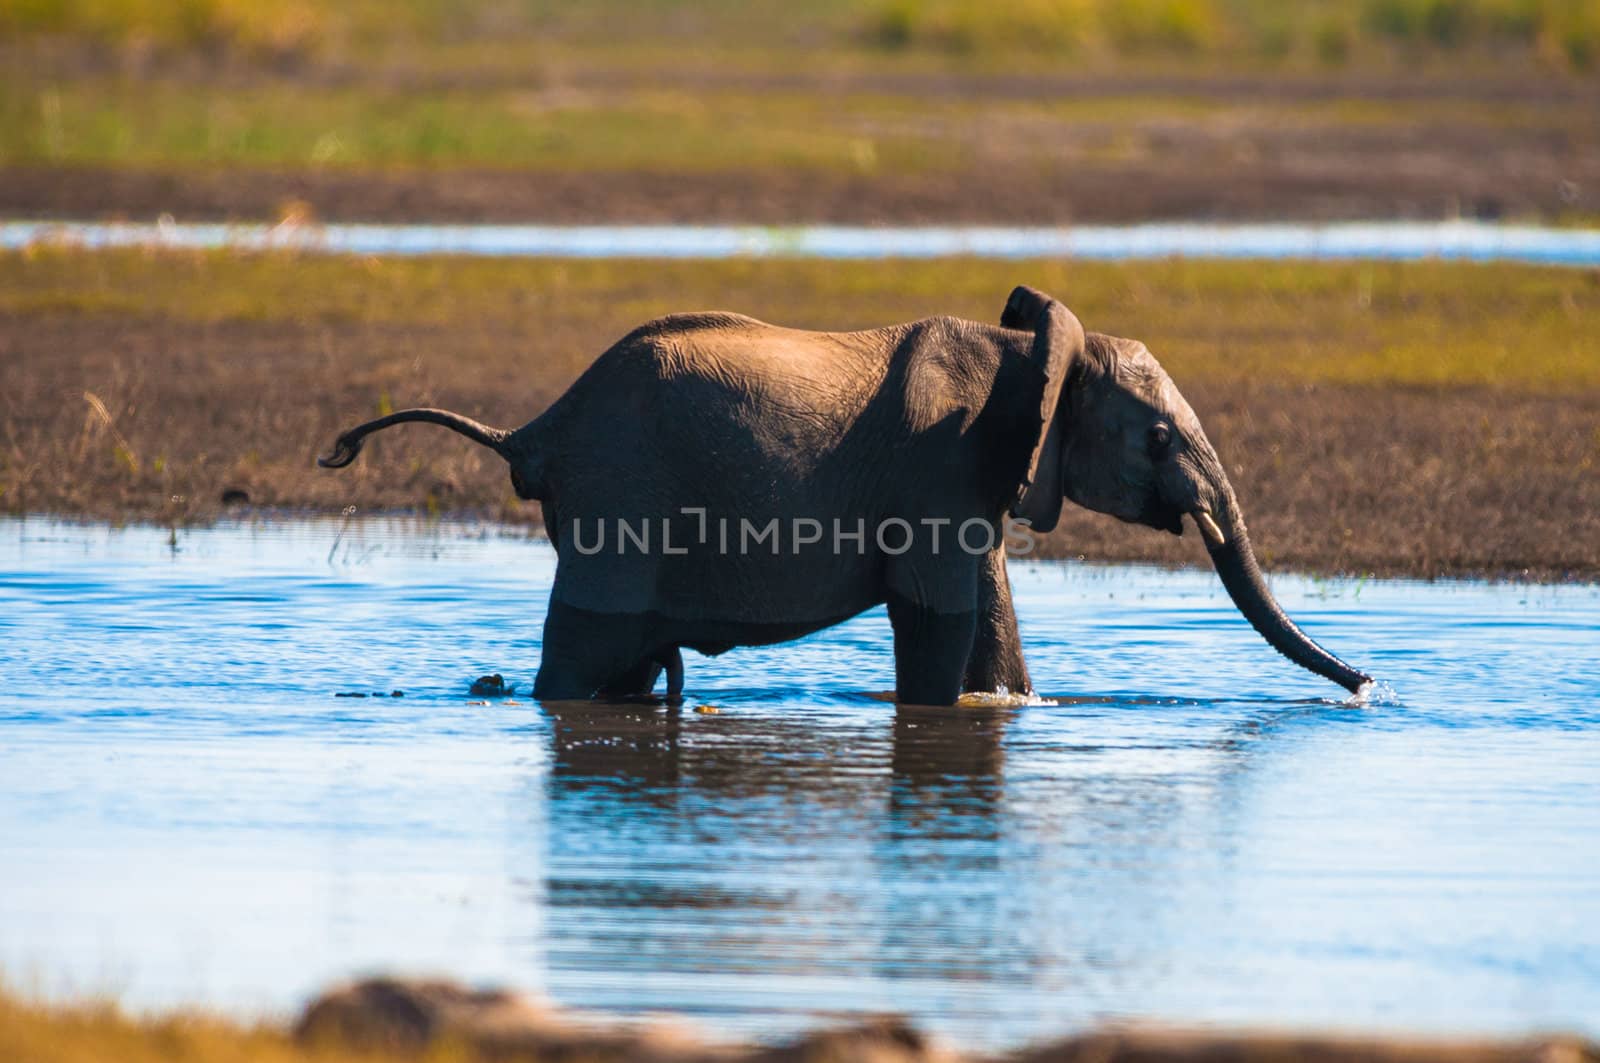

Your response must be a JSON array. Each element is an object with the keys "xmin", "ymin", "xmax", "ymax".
[
  {"xmin": 543, "ymin": 702, "xmax": 1010, "ymax": 814},
  {"xmin": 533, "ymin": 699, "xmax": 1304, "ymax": 1009},
  {"xmin": 537, "ymin": 701, "xmax": 1019, "ymax": 989}
]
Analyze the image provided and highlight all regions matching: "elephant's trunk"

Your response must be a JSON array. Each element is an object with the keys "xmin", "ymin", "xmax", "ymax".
[
  {"xmin": 318, "ymin": 408, "xmax": 511, "ymax": 469},
  {"xmin": 1194, "ymin": 503, "xmax": 1371, "ymax": 694}
]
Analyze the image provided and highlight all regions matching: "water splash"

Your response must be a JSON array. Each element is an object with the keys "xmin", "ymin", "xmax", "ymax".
[
  {"xmin": 1348, "ymin": 678, "xmax": 1403, "ymax": 708},
  {"xmin": 957, "ymin": 685, "xmax": 1059, "ymax": 708}
]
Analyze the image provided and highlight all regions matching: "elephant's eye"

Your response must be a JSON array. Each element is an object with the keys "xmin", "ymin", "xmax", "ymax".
[{"xmin": 1147, "ymin": 422, "xmax": 1172, "ymax": 457}]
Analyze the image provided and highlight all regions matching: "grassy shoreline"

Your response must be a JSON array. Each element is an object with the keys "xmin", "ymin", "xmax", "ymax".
[
  {"xmin": 3, "ymin": 249, "xmax": 1597, "ymax": 581},
  {"xmin": 6, "ymin": 977, "xmax": 1596, "ymax": 1063}
]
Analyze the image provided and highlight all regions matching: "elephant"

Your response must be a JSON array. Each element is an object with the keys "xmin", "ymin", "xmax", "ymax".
[{"xmin": 319, "ymin": 285, "xmax": 1369, "ymax": 705}]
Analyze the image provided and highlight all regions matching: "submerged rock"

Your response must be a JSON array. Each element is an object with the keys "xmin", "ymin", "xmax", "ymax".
[{"xmin": 469, "ymin": 674, "xmax": 511, "ymax": 697}]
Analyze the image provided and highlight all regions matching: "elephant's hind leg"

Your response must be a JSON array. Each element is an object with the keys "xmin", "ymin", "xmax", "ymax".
[
  {"xmin": 887, "ymin": 590, "xmax": 977, "ymax": 706},
  {"xmin": 596, "ymin": 657, "xmax": 663, "ymax": 700},
  {"xmin": 534, "ymin": 598, "xmax": 652, "ymax": 701},
  {"xmin": 594, "ymin": 646, "xmax": 684, "ymax": 702}
]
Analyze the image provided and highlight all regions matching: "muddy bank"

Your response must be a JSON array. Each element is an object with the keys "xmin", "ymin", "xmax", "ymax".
[
  {"xmin": 4, "ymin": 308, "xmax": 1596, "ymax": 581},
  {"xmin": 4, "ymin": 151, "xmax": 1592, "ymax": 226}
]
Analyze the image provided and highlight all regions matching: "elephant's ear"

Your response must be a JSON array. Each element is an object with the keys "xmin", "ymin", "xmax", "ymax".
[{"xmin": 999, "ymin": 285, "xmax": 1085, "ymax": 534}]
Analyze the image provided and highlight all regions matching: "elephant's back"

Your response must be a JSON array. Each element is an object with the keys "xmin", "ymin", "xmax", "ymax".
[
  {"xmin": 556, "ymin": 313, "xmax": 903, "ymax": 447},
  {"xmin": 609, "ymin": 311, "xmax": 902, "ymax": 396},
  {"xmin": 533, "ymin": 314, "xmax": 911, "ymax": 525},
  {"xmin": 540, "ymin": 312, "xmax": 1012, "ymax": 488}
]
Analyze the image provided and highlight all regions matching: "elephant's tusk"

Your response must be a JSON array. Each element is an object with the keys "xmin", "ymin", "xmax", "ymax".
[{"xmin": 1193, "ymin": 510, "xmax": 1227, "ymax": 549}]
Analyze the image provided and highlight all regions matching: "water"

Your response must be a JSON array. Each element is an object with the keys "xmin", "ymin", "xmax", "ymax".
[
  {"xmin": 6, "ymin": 218, "xmax": 1600, "ymax": 265},
  {"xmin": 1, "ymin": 517, "xmax": 1597, "ymax": 1046}
]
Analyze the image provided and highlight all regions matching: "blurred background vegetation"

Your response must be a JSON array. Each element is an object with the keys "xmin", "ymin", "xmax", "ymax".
[
  {"xmin": 3, "ymin": 0, "xmax": 1597, "ymax": 225},
  {"xmin": 2, "ymin": 0, "xmax": 1597, "ymax": 70},
  {"xmin": 1, "ymin": 0, "xmax": 1596, "ymax": 223},
  {"xmin": 869, "ymin": 0, "xmax": 1600, "ymax": 69}
]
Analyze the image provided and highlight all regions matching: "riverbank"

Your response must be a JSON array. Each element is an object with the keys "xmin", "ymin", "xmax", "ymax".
[
  {"xmin": 2, "ymin": 250, "xmax": 1596, "ymax": 580},
  {"xmin": 4, "ymin": 977, "xmax": 1595, "ymax": 1063}
]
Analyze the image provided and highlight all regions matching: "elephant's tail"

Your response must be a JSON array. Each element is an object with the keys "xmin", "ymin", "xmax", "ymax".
[{"xmin": 317, "ymin": 408, "xmax": 512, "ymax": 469}]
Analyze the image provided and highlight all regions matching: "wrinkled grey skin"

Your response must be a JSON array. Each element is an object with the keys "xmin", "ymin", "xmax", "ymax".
[{"xmin": 320, "ymin": 286, "xmax": 1368, "ymax": 704}]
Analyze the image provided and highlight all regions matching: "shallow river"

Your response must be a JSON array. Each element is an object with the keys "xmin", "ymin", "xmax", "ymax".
[
  {"xmin": 6, "ymin": 219, "xmax": 1600, "ymax": 265},
  {"xmin": 1, "ymin": 518, "xmax": 1597, "ymax": 1047}
]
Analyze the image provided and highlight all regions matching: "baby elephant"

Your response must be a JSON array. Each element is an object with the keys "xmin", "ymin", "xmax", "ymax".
[{"xmin": 320, "ymin": 286, "xmax": 1368, "ymax": 705}]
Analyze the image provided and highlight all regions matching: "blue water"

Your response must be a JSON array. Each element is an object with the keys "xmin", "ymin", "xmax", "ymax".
[
  {"xmin": 6, "ymin": 219, "xmax": 1600, "ymax": 265},
  {"xmin": 1, "ymin": 517, "xmax": 1597, "ymax": 1046}
]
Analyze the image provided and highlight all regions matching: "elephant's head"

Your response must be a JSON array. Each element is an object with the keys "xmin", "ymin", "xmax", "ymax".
[{"xmin": 1001, "ymin": 285, "xmax": 1370, "ymax": 695}]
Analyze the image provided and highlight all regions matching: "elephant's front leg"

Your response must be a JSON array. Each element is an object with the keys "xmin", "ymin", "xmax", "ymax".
[
  {"xmin": 886, "ymin": 590, "xmax": 978, "ymax": 706},
  {"xmin": 962, "ymin": 545, "xmax": 1032, "ymax": 696}
]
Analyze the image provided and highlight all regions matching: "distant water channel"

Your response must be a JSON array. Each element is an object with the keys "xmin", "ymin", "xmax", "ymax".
[
  {"xmin": 5, "ymin": 218, "xmax": 1600, "ymax": 264},
  {"xmin": 1, "ymin": 518, "xmax": 1598, "ymax": 1047}
]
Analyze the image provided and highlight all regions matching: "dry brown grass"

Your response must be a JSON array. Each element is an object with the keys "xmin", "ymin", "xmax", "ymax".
[
  {"xmin": 6, "ymin": 976, "xmax": 1596, "ymax": 1063},
  {"xmin": 2, "ymin": 249, "xmax": 1596, "ymax": 580},
  {"xmin": 0, "ymin": 986, "xmax": 403, "ymax": 1063}
]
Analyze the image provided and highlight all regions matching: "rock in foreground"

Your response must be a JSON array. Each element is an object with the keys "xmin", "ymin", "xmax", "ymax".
[{"xmin": 297, "ymin": 977, "xmax": 1596, "ymax": 1063}]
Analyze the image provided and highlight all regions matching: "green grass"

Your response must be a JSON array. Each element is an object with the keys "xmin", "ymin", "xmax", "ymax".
[
  {"xmin": 5, "ymin": 248, "xmax": 1597, "ymax": 392},
  {"xmin": 2, "ymin": 80, "xmax": 947, "ymax": 172},
  {"xmin": 863, "ymin": 0, "xmax": 1600, "ymax": 67},
  {"xmin": 1, "ymin": 70, "xmax": 1588, "ymax": 176}
]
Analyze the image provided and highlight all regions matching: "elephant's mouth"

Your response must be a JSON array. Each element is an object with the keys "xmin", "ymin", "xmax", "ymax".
[
  {"xmin": 1110, "ymin": 502, "xmax": 1185, "ymax": 536},
  {"xmin": 1141, "ymin": 502, "xmax": 1186, "ymax": 537}
]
